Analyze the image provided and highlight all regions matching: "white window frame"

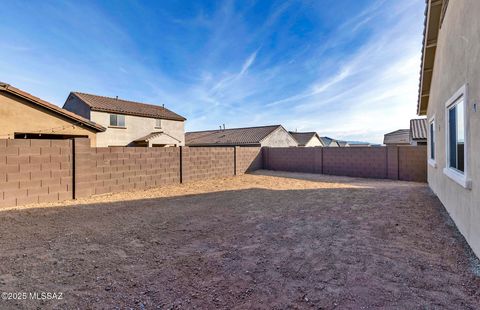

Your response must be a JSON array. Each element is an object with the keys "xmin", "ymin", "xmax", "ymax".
[
  {"xmin": 109, "ymin": 114, "xmax": 126, "ymax": 127},
  {"xmin": 443, "ymin": 84, "xmax": 471, "ymax": 189},
  {"xmin": 428, "ymin": 115, "xmax": 436, "ymax": 168}
]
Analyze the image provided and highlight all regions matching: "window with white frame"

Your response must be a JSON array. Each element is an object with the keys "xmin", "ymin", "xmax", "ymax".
[
  {"xmin": 443, "ymin": 84, "xmax": 471, "ymax": 189},
  {"xmin": 447, "ymin": 97, "xmax": 465, "ymax": 173},
  {"xmin": 109, "ymin": 114, "xmax": 125, "ymax": 127},
  {"xmin": 429, "ymin": 117, "xmax": 435, "ymax": 162},
  {"xmin": 155, "ymin": 119, "xmax": 162, "ymax": 128}
]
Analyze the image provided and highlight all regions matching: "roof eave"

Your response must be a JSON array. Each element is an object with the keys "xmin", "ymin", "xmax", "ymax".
[{"xmin": 417, "ymin": 0, "xmax": 444, "ymax": 116}]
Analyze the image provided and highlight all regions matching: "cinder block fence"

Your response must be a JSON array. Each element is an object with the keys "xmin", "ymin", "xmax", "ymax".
[
  {"xmin": 263, "ymin": 146, "xmax": 427, "ymax": 182},
  {"xmin": 0, "ymin": 138, "xmax": 262, "ymax": 207},
  {"xmin": 0, "ymin": 138, "xmax": 425, "ymax": 208}
]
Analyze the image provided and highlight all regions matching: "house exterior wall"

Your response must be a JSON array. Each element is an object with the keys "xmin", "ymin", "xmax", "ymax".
[
  {"xmin": 63, "ymin": 95, "xmax": 91, "ymax": 119},
  {"xmin": 260, "ymin": 127, "xmax": 298, "ymax": 147},
  {"xmin": 426, "ymin": 0, "xmax": 480, "ymax": 257},
  {"xmin": 0, "ymin": 92, "xmax": 97, "ymax": 146},
  {"xmin": 305, "ymin": 136, "xmax": 323, "ymax": 147},
  {"xmin": 90, "ymin": 111, "xmax": 185, "ymax": 147}
]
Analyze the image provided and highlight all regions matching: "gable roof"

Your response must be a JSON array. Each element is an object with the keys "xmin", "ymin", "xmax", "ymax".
[
  {"xmin": 337, "ymin": 140, "xmax": 349, "ymax": 147},
  {"xmin": 418, "ymin": 0, "xmax": 447, "ymax": 115},
  {"xmin": 383, "ymin": 129, "xmax": 410, "ymax": 145},
  {"xmin": 0, "ymin": 82, "xmax": 105, "ymax": 132},
  {"xmin": 186, "ymin": 125, "xmax": 287, "ymax": 146},
  {"xmin": 69, "ymin": 92, "xmax": 186, "ymax": 121},
  {"xmin": 410, "ymin": 118, "xmax": 428, "ymax": 140},
  {"xmin": 289, "ymin": 132, "xmax": 323, "ymax": 146},
  {"xmin": 319, "ymin": 136, "xmax": 339, "ymax": 147}
]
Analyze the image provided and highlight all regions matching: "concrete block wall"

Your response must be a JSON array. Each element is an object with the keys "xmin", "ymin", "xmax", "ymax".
[
  {"xmin": 264, "ymin": 146, "xmax": 427, "ymax": 182},
  {"xmin": 398, "ymin": 146, "xmax": 427, "ymax": 182},
  {"xmin": 323, "ymin": 147, "xmax": 387, "ymax": 179},
  {"xmin": 181, "ymin": 147, "xmax": 235, "ymax": 182},
  {"xmin": 74, "ymin": 139, "xmax": 181, "ymax": 198},
  {"xmin": 235, "ymin": 147, "xmax": 263, "ymax": 175},
  {"xmin": 263, "ymin": 147, "xmax": 322, "ymax": 173},
  {"xmin": 0, "ymin": 139, "xmax": 73, "ymax": 207}
]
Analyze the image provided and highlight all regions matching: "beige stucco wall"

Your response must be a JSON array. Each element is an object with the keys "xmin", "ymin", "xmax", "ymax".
[
  {"xmin": 0, "ymin": 92, "xmax": 97, "ymax": 146},
  {"xmin": 261, "ymin": 127, "xmax": 298, "ymax": 147},
  {"xmin": 426, "ymin": 0, "xmax": 480, "ymax": 257},
  {"xmin": 305, "ymin": 136, "xmax": 323, "ymax": 147},
  {"xmin": 90, "ymin": 111, "xmax": 185, "ymax": 147}
]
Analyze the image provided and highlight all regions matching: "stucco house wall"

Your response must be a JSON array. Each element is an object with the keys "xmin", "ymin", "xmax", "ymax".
[
  {"xmin": 90, "ymin": 111, "xmax": 185, "ymax": 147},
  {"xmin": 426, "ymin": 0, "xmax": 480, "ymax": 257},
  {"xmin": 261, "ymin": 127, "xmax": 298, "ymax": 147},
  {"xmin": 305, "ymin": 136, "xmax": 323, "ymax": 147},
  {"xmin": 0, "ymin": 92, "xmax": 97, "ymax": 146}
]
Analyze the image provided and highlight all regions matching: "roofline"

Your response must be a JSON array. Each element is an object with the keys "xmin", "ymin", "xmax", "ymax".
[
  {"xmin": 187, "ymin": 124, "xmax": 282, "ymax": 134},
  {"xmin": 417, "ymin": 0, "xmax": 444, "ymax": 116},
  {"xmin": 70, "ymin": 92, "xmax": 187, "ymax": 121},
  {"xmin": 0, "ymin": 83, "xmax": 106, "ymax": 132},
  {"xmin": 259, "ymin": 125, "xmax": 294, "ymax": 143},
  {"xmin": 187, "ymin": 143, "xmax": 262, "ymax": 147}
]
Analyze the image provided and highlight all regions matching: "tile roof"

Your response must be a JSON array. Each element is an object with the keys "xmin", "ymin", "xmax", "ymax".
[
  {"xmin": 289, "ymin": 132, "xmax": 322, "ymax": 146},
  {"xmin": 134, "ymin": 131, "xmax": 181, "ymax": 143},
  {"xmin": 383, "ymin": 129, "xmax": 410, "ymax": 145},
  {"xmin": 0, "ymin": 82, "xmax": 105, "ymax": 132},
  {"xmin": 186, "ymin": 125, "xmax": 284, "ymax": 146},
  {"xmin": 319, "ymin": 136, "xmax": 340, "ymax": 147},
  {"xmin": 410, "ymin": 118, "xmax": 428, "ymax": 140},
  {"xmin": 71, "ymin": 92, "xmax": 186, "ymax": 121}
]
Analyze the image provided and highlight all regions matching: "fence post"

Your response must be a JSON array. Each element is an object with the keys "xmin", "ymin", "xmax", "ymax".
[
  {"xmin": 234, "ymin": 146, "xmax": 237, "ymax": 176},
  {"xmin": 72, "ymin": 138, "xmax": 94, "ymax": 199},
  {"xmin": 179, "ymin": 146, "xmax": 184, "ymax": 183}
]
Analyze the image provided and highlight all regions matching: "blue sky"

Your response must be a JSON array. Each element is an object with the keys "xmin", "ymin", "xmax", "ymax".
[{"xmin": 0, "ymin": 0, "xmax": 424, "ymax": 143}]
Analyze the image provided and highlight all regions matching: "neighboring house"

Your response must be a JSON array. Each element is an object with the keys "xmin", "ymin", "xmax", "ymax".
[
  {"xmin": 0, "ymin": 82, "xmax": 104, "ymax": 146},
  {"xmin": 418, "ymin": 0, "xmax": 480, "ymax": 257},
  {"xmin": 337, "ymin": 140, "xmax": 350, "ymax": 147},
  {"xmin": 63, "ymin": 92, "xmax": 186, "ymax": 147},
  {"xmin": 383, "ymin": 129, "xmax": 411, "ymax": 146},
  {"xmin": 186, "ymin": 125, "xmax": 298, "ymax": 147},
  {"xmin": 289, "ymin": 132, "xmax": 323, "ymax": 147},
  {"xmin": 319, "ymin": 137, "xmax": 340, "ymax": 147},
  {"xmin": 347, "ymin": 141, "xmax": 373, "ymax": 147},
  {"xmin": 410, "ymin": 118, "xmax": 428, "ymax": 145},
  {"xmin": 384, "ymin": 119, "xmax": 428, "ymax": 146}
]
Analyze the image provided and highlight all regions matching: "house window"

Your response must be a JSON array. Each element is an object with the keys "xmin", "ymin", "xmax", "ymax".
[
  {"xmin": 443, "ymin": 84, "xmax": 471, "ymax": 189},
  {"xmin": 155, "ymin": 119, "xmax": 162, "ymax": 128},
  {"xmin": 428, "ymin": 117, "xmax": 436, "ymax": 166},
  {"xmin": 110, "ymin": 114, "xmax": 125, "ymax": 127},
  {"xmin": 447, "ymin": 98, "xmax": 465, "ymax": 172}
]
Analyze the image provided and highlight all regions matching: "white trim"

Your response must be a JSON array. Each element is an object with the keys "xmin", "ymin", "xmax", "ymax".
[
  {"xmin": 443, "ymin": 167, "xmax": 472, "ymax": 189},
  {"xmin": 428, "ymin": 115, "xmax": 436, "ymax": 167},
  {"xmin": 443, "ymin": 84, "xmax": 471, "ymax": 189}
]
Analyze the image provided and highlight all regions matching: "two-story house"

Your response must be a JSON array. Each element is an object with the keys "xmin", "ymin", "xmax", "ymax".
[{"xmin": 63, "ymin": 92, "xmax": 186, "ymax": 147}]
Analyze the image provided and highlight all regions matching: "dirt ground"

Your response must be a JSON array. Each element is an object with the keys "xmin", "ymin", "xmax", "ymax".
[{"xmin": 0, "ymin": 170, "xmax": 479, "ymax": 309}]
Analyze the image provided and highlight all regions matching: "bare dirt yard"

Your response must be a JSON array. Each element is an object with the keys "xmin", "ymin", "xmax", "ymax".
[{"xmin": 0, "ymin": 170, "xmax": 479, "ymax": 309}]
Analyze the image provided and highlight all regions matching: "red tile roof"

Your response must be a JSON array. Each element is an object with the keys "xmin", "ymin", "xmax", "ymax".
[
  {"xmin": 186, "ymin": 125, "xmax": 285, "ymax": 146},
  {"xmin": 0, "ymin": 82, "xmax": 105, "ymax": 132},
  {"xmin": 71, "ymin": 92, "xmax": 186, "ymax": 121}
]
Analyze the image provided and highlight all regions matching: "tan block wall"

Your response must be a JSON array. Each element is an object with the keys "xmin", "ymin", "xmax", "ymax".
[
  {"xmin": 264, "ymin": 146, "xmax": 427, "ymax": 182},
  {"xmin": 323, "ymin": 147, "xmax": 387, "ymax": 179},
  {"xmin": 181, "ymin": 147, "xmax": 235, "ymax": 182},
  {"xmin": 235, "ymin": 147, "xmax": 263, "ymax": 175},
  {"xmin": 398, "ymin": 146, "xmax": 427, "ymax": 182},
  {"xmin": 74, "ymin": 139, "xmax": 180, "ymax": 198},
  {"xmin": 0, "ymin": 92, "xmax": 97, "ymax": 146},
  {"xmin": 0, "ymin": 139, "xmax": 73, "ymax": 208}
]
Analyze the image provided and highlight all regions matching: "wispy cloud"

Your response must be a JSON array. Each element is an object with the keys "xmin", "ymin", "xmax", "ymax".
[{"xmin": 0, "ymin": 0, "xmax": 425, "ymax": 144}]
